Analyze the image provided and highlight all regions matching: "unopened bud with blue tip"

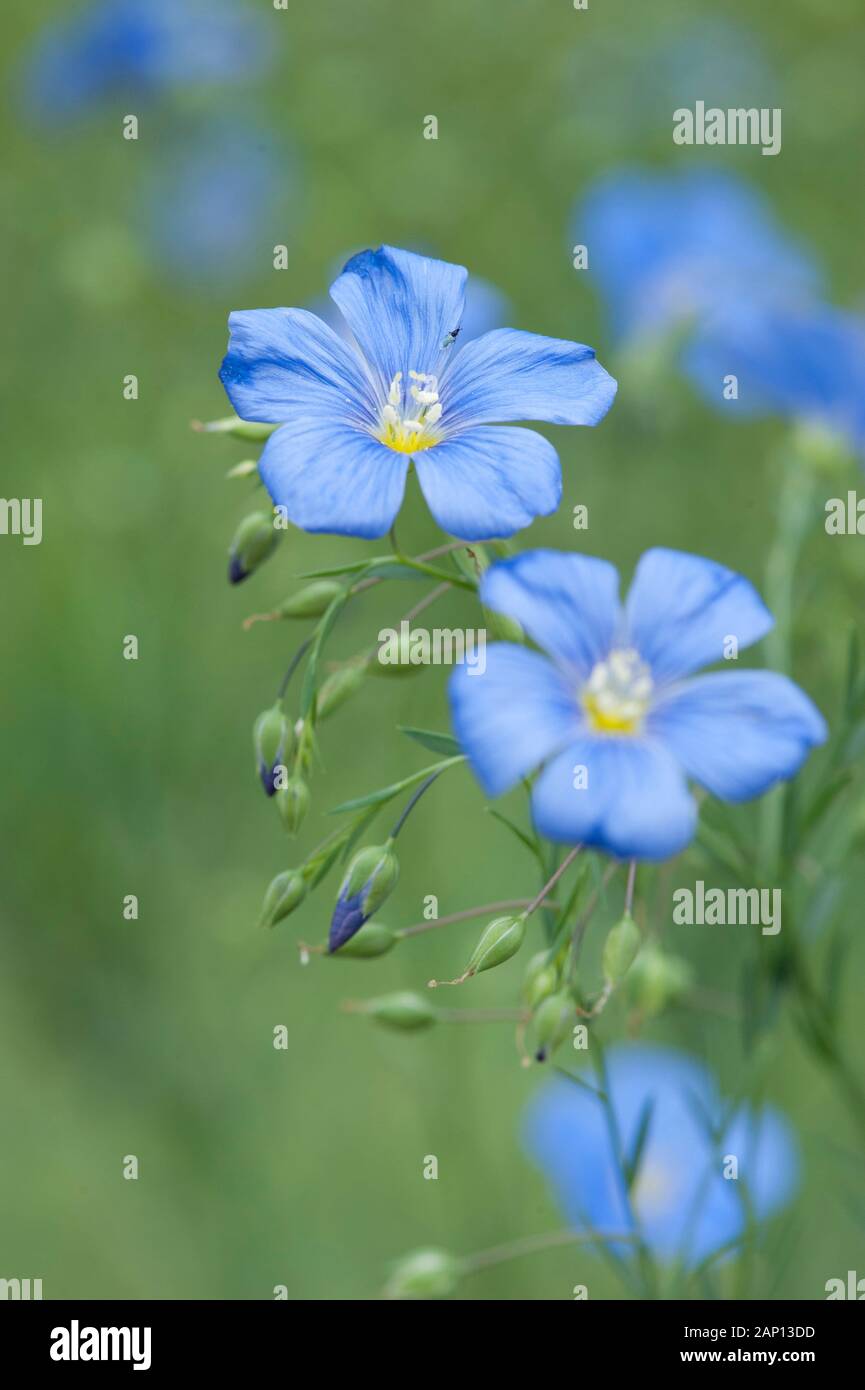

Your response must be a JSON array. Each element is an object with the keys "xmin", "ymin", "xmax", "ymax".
[
  {"xmin": 328, "ymin": 841, "xmax": 399, "ymax": 953},
  {"xmin": 228, "ymin": 510, "xmax": 281, "ymax": 584},
  {"xmin": 253, "ymin": 702, "xmax": 293, "ymax": 797}
]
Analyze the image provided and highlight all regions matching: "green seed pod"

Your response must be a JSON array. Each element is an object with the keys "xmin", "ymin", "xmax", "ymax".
[
  {"xmin": 364, "ymin": 991, "xmax": 436, "ymax": 1031},
  {"xmin": 329, "ymin": 843, "xmax": 400, "ymax": 952},
  {"xmin": 228, "ymin": 510, "xmax": 281, "ymax": 584},
  {"xmin": 602, "ymin": 912, "xmax": 643, "ymax": 984},
  {"xmin": 466, "ymin": 913, "xmax": 526, "ymax": 977},
  {"xmin": 384, "ymin": 1248, "xmax": 462, "ymax": 1300},
  {"xmin": 316, "ymin": 663, "xmax": 367, "ymax": 720},
  {"xmin": 329, "ymin": 921, "xmax": 397, "ymax": 959},
  {"xmin": 521, "ymin": 950, "xmax": 561, "ymax": 1010},
  {"xmin": 259, "ymin": 869, "xmax": 307, "ymax": 928},
  {"xmin": 532, "ymin": 989, "xmax": 574, "ymax": 1062},
  {"xmin": 626, "ymin": 943, "xmax": 694, "ymax": 1016},
  {"xmin": 253, "ymin": 702, "xmax": 293, "ymax": 797},
  {"xmin": 369, "ymin": 630, "xmax": 423, "ymax": 677},
  {"xmin": 277, "ymin": 580, "xmax": 344, "ymax": 619},
  {"xmin": 276, "ymin": 775, "xmax": 310, "ymax": 836}
]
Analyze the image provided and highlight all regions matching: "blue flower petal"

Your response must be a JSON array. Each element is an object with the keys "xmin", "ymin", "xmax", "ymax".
[
  {"xmin": 329, "ymin": 245, "xmax": 467, "ymax": 391},
  {"xmin": 449, "ymin": 645, "xmax": 579, "ymax": 797},
  {"xmin": 219, "ymin": 308, "xmax": 375, "ymax": 428},
  {"xmin": 625, "ymin": 548, "xmax": 773, "ymax": 684},
  {"xmin": 651, "ymin": 670, "xmax": 826, "ymax": 801},
  {"xmin": 258, "ymin": 420, "xmax": 408, "ymax": 539},
  {"xmin": 441, "ymin": 328, "xmax": 617, "ymax": 428},
  {"xmin": 531, "ymin": 735, "xmax": 697, "ymax": 860},
  {"xmin": 686, "ymin": 301, "xmax": 865, "ymax": 453},
  {"xmin": 721, "ymin": 1105, "xmax": 799, "ymax": 1221},
  {"xmin": 414, "ymin": 427, "xmax": 561, "ymax": 540},
  {"xmin": 480, "ymin": 550, "xmax": 622, "ymax": 677}
]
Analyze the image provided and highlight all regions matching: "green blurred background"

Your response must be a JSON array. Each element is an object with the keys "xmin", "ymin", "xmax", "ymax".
[{"xmin": 2, "ymin": 0, "xmax": 864, "ymax": 1299}]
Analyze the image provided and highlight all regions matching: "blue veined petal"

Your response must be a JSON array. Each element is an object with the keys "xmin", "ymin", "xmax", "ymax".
[
  {"xmin": 258, "ymin": 420, "xmax": 408, "ymax": 539},
  {"xmin": 531, "ymin": 735, "xmax": 697, "ymax": 860},
  {"xmin": 329, "ymin": 246, "xmax": 467, "ymax": 391},
  {"xmin": 414, "ymin": 427, "xmax": 561, "ymax": 540},
  {"xmin": 650, "ymin": 670, "xmax": 826, "ymax": 801},
  {"xmin": 441, "ymin": 328, "xmax": 617, "ymax": 428},
  {"xmin": 219, "ymin": 308, "xmax": 376, "ymax": 428},
  {"xmin": 480, "ymin": 550, "xmax": 622, "ymax": 677},
  {"xmin": 448, "ymin": 645, "xmax": 580, "ymax": 797},
  {"xmin": 625, "ymin": 548, "xmax": 773, "ymax": 684}
]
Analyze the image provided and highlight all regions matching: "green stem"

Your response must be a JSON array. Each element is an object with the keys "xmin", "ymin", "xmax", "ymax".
[{"xmin": 758, "ymin": 435, "xmax": 817, "ymax": 882}]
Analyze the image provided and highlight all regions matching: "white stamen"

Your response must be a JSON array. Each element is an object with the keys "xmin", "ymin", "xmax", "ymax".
[
  {"xmin": 582, "ymin": 647, "xmax": 653, "ymax": 731},
  {"xmin": 378, "ymin": 367, "xmax": 443, "ymax": 451}
]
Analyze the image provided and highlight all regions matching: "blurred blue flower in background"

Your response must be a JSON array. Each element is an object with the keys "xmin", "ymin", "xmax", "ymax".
[
  {"xmin": 524, "ymin": 1044, "xmax": 799, "ymax": 1265},
  {"xmin": 577, "ymin": 166, "xmax": 865, "ymax": 454},
  {"xmin": 687, "ymin": 300, "xmax": 865, "ymax": 458},
  {"xmin": 139, "ymin": 118, "xmax": 297, "ymax": 287},
  {"xmin": 20, "ymin": 0, "xmax": 268, "ymax": 124},
  {"xmin": 578, "ymin": 167, "xmax": 819, "ymax": 347},
  {"xmin": 219, "ymin": 245, "xmax": 616, "ymax": 540},
  {"xmin": 450, "ymin": 547, "xmax": 825, "ymax": 859}
]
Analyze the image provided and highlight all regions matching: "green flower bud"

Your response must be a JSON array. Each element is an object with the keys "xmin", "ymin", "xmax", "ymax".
[
  {"xmin": 384, "ymin": 1248, "xmax": 462, "ymax": 1300},
  {"xmin": 316, "ymin": 663, "xmax": 367, "ymax": 720},
  {"xmin": 602, "ymin": 912, "xmax": 642, "ymax": 984},
  {"xmin": 363, "ymin": 991, "xmax": 436, "ymax": 1031},
  {"xmin": 329, "ymin": 843, "xmax": 400, "ymax": 952},
  {"xmin": 276, "ymin": 775, "xmax": 310, "ymax": 836},
  {"xmin": 466, "ymin": 913, "xmax": 526, "ymax": 976},
  {"xmin": 626, "ymin": 943, "xmax": 694, "ymax": 1016},
  {"xmin": 482, "ymin": 606, "xmax": 525, "ymax": 644},
  {"xmin": 329, "ymin": 921, "xmax": 397, "ymax": 959},
  {"xmin": 277, "ymin": 580, "xmax": 344, "ymax": 619},
  {"xmin": 532, "ymin": 989, "xmax": 574, "ymax": 1062},
  {"xmin": 253, "ymin": 702, "xmax": 294, "ymax": 797},
  {"xmin": 259, "ymin": 869, "xmax": 307, "ymax": 928},
  {"xmin": 521, "ymin": 950, "xmax": 560, "ymax": 1009},
  {"xmin": 228, "ymin": 510, "xmax": 280, "ymax": 584}
]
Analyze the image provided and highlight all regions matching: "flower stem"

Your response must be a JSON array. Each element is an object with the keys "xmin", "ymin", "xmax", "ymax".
[
  {"xmin": 396, "ymin": 897, "xmax": 559, "ymax": 939},
  {"xmin": 460, "ymin": 1227, "xmax": 636, "ymax": 1274},
  {"xmin": 525, "ymin": 845, "xmax": 582, "ymax": 918}
]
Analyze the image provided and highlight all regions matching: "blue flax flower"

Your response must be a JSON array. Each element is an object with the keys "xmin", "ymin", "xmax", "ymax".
[
  {"xmin": 578, "ymin": 167, "xmax": 819, "ymax": 348},
  {"xmin": 687, "ymin": 301, "xmax": 865, "ymax": 457},
  {"xmin": 219, "ymin": 246, "xmax": 617, "ymax": 540},
  {"xmin": 524, "ymin": 1044, "xmax": 799, "ymax": 1265},
  {"xmin": 449, "ymin": 547, "xmax": 825, "ymax": 860}
]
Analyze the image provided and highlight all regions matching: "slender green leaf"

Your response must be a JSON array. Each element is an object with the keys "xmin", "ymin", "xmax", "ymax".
[
  {"xmin": 398, "ymin": 726, "xmax": 462, "ymax": 757},
  {"xmin": 326, "ymin": 755, "xmax": 465, "ymax": 815}
]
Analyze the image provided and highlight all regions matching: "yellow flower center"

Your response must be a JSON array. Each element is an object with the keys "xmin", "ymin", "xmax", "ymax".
[
  {"xmin": 581, "ymin": 648, "xmax": 653, "ymax": 735},
  {"xmin": 376, "ymin": 371, "xmax": 443, "ymax": 454}
]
